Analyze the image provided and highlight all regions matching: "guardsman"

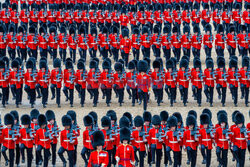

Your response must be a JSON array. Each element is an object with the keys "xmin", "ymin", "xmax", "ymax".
[
  {"xmin": 148, "ymin": 115, "xmax": 164, "ymax": 167},
  {"xmin": 27, "ymin": 26, "xmax": 38, "ymax": 60},
  {"xmin": 73, "ymin": 5, "xmax": 82, "ymax": 29},
  {"xmin": 78, "ymin": 25, "xmax": 88, "ymax": 62},
  {"xmin": 203, "ymin": 24, "xmax": 213, "ymax": 57},
  {"xmin": 201, "ymin": 4, "xmax": 211, "ymax": 29},
  {"xmin": 159, "ymin": 111, "xmax": 169, "ymax": 167},
  {"xmin": 17, "ymin": 26, "xmax": 27, "ymax": 62},
  {"xmin": 222, "ymin": 5, "xmax": 231, "ymax": 33},
  {"xmin": 212, "ymin": 4, "xmax": 222, "ymax": 31},
  {"xmin": 63, "ymin": 60, "xmax": 75, "ymax": 107},
  {"xmin": 116, "ymin": 127, "xmax": 135, "ymax": 167},
  {"xmin": 36, "ymin": 59, "xmax": 50, "ymax": 108},
  {"xmin": 142, "ymin": 111, "xmax": 152, "ymax": 166},
  {"xmin": 29, "ymin": 4, "xmax": 38, "ymax": 27},
  {"xmin": 145, "ymin": 5, "xmax": 154, "ymax": 32},
  {"xmin": 75, "ymin": 60, "xmax": 87, "ymax": 107},
  {"xmin": 2, "ymin": 114, "xmax": 16, "ymax": 167},
  {"xmin": 232, "ymin": 3, "xmax": 241, "ymax": 33},
  {"xmin": 7, "ymin": 24, "xmax": 17, "ymax": 60},
  {"xmin": 131, "ymin": 116, "xmax": 146, "ymax": 167},
  {"xmin": 140, "ymin": 26, "xmax": 151, "ymax": 59},
  {"xmin": 214, "ymin": 112, "xmax": 230, "ymax": 167},
  {"xmin": 137, "ymin": 5, "xmax": 146, "ymax": 28},
  {"xmin": 0, "ymin": 24, "xmax": 7, "ymax": 57},
  {"xmin": 120, "ymin": 29, "xmax": 132, "ymax": 67},
  {"xmin": 87, "ymin": 60, "xmax": 100, "ymax": 107},
  {"xmin": 151, "ymin": 26, "xmax": 161, "ymax": 58},
  {"xmin": 45, "ymin": 110, "xmax": 59, "ymax": 167},
  {"xmin": 128, "ymin": 6, "xmax": 137, "ymax": 32},
  {"xmin": 58, "ymin": 115, "xmax": 76, "ymax": 167},
  {"xmin": 215, "ymin": 57, "xmax": 228, "ymax": 107},
  {"xmin": 64, "ymin": 5, "xmax": 73, "ymax": 27},
  {"xmin": 58, "ymin": 26, "xmax": 67, "ymax": 63},
  {"xmin": 37, "ymin": 5, "xmax": 47, "ymax": 26},
  {"xmin": 100, "ymin": 60, "xmax": 113, "ymax": 107},
  {"xmin": 163, "ymin": 4, "xmax": 173, "ymax": 29},
  {"xmin": 56, "ymin": 4, "xmax": 65, "ymax": 28},
  {"xmin": 239, "ymin": 56, "xmax": 249, "ymax": 107},
  {"xmin": 0, "ymin": 59, "xmax": 9, "ymax": 108},
  {"xmin": 237, "ymin": 25, "xmax": 248, "ymax": 57},
  {"xmin": 165, "ymin": 59, "xmax": 177, "ymax": 106},
  {"xmin": 81, "ymin": 115, "xmax": 95, "ymax": 166},
  {"xmin": 109, "ymin": 26, "xmax": 120, "ymax": 62},
  {"xmin": 38, "ymin": 26, "xmax": 48, "ymax": 59},
  {"xmin": 48, "ymin": 26, "xmax": 58, "ymax": 60},
  {"xmin": 177, "ymin": 59, "xmax": 190, "ymax": 106},
  {"xmin": 173, "ymin": 5, "xmax": 181, "ymax": 32},
  {"xmin": 215, "ymin": 24, "xmax": 225, "ymax": 57},
  {"xmin": 191, "ymin": 58, "xmax": 203, "ymax": 106},
  {"xmin": 171, "ymin": 26, "xmax": 181, "ymax": 62},
  {"xmin": 161, "ymin": 25, "xmax": 171, "ymax": 60},
  {"xmin": 204, "ymin": 59, "xmax": 216, "ymax": 106},
  {"xmin": 192, "ymin": 25, "xmax": 202, "ymax": 58},
  {"xmin": 165, "ymin": 116, "xmax": 182, "ymax": 167},
  {"xmin": 96, "ymin": 4, "xmax": 105, "ymax": 29},
  {"xmin": 1, "ymin": 3, "xmax": 10, "ymax": 29},
  {"xmin": 181, "ymin": 25, "xmax": 192, "ymax": 58},
  {"xmin": 226, "ymin": 25, "xmax": 237, "ymax": 57},
  {"xmin": 19, "ymin": 4, "xmax": 29, "ymax": 28},
  {"xmin": 231, "ymin": 112, "xmax": 247, "ymax": 167},
  {"xmin": 20, "ymin": 114, "xmax": 34, "ymax": 167},
  {"xmin": 191, "ymin": 3, "xmax": 201, "ymax": 27},
  {"xmin": 36, "ymin": 114, "xmax": 52, "ymax": 167},
  {"xmin": 88, "ymin": 27, "xmax": 98, "ymax": 58},
  {"xmin": 98, "ymin": 26, "xmax": 109, "ymax": 59},
  {"xmin": 227, "ymin": 59, "xmax": 239, "ymax": 106},
  {"xmin": 50, "ymin": 58, "xmax": 63, "ymax": 107},
  {"xmin": 68, "ymin": 25, "xmax": 78, "ymax": 64},
  {"xmin": 243, "ymin": 4, "xmax": 250, "ymax": 32},
  {"xmin": 182, "ymin": 4, "xmax": 191, "ymax": 26},
  {"xmin": 120, "ymin": 7, "xmax": 129, "ymax": 30},
  {"xmin": 113, "ymin": 62, "xmax": 126, "ymax": 106},
  {"xmin": 126, "ymin": 61, "xmax": 137, "ymax": 106}
]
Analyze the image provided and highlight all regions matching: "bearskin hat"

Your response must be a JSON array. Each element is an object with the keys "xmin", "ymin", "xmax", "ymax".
[
  {"xmin": 39, "ymin": 27, "xmax": 46, "ymax": 35},
  {"xmin": 186, "ymin": 115, "xmax": 197, "ymax": 126},
  {"xmin": 193, "ymin": 59, "xmax": 201, "ymax": 69},
  {"xmin": 202, "ymin": 108, "xmax": 212, "ymax": 121},
  {"xmin": 138, "ymin": 60, "xmax": 148, "ymax": 73},
  {"xmin": 120, "ymin": 127, "xmax": 131, "ymax": 143},
  {"xmin": 193, "ymin": 25, "xmax": 200, "ymax": 33},
  {"xmin": 144, "ymin": 57, "xmax": 151, "ymax": 69},
  {"xmin": 49, "ymin": 26, "xmax": 56, "ymax": 34},
  {"xmin": 29, "ymin": 26, "xmax": 36, "ymax": 34},
  {"xmin": 39, "ymin": 60, "xmax": 47, "ymax": 69},
  {"xmin": 134, "ymin": 116, "xmax": 144, "ymax": 127},
  {"xmin": 193, "ymin": 3, "xmax": 199, "ymax": 10},
  {"xmin": 122, "ymin": 28, "xmax": 129, "ymax": 37},
  {"xmin": 131, "ymin": 60, "xmax": 138, "ymax": 69},
  {"xmin": 217, "ymin": 110, "xmax": 227, "ymax": 118},
  {"xmin": 30, "ymin": 109, "xmax": 39, "ymax": 120},
  {"xmin": 153, "ymin": 25, "xmax": 160, "ymax": 34},
  {"xmin": 217, "ymin": 58, "xmax": 225, "ymax": 68},
  {"xmin": 77, "ymin": 61, "xmax": 85, "ymax": 70},
  {"xmin": 133, "ymin": 27, "xmax": 139, "ymax": 35},
  {"xmin": 119, "ymin": 116, "xmax": 130, "ymax": 128},
  {"xmin": 45, "ymin": 110, "xmax": 55, "ymax": 121},
  {"xmin": 8, "ymin": 23, "xmax": 15, "ymax": 33},
  {"xmin": 53, "ymin": 58, "xmax": 61, "ymax": 68},
  {"xmin": 200, "ymin": 113, "xmax": 210, "ymax": 125},
  {"xmin": 188, "ymin": 110, "xmax": 197, "ymax": 119},
  {"xmin": 38, "ymin": 114, "xmax": 47, "ymax": 126},
  {"xmin": 229, "ymin": 25, "xmax": 236, "ymax": 33},
  {"xmin": 160, "ymin": 111, "xmax": 169, "ymax": 122},
  {"xmin": 128, "ymin": 61, "xmax": 135, "ymax": 70},
  {"xmin": 21, "ymin": 114, "xmax": 31, "ymax": 125},
  {"xmin": 62, "ymin": 115, "xmax": 72, "ymax": 127},
  {"xmin": 205, "ymin": 24, "xmax": 212, "ymax": 32},
  {"xmin": 175, "ymin": 4, "xmax": 180, "ymax": 10},
  {"xmin": 234, "ymin": 112, "xmax": 244, "ymax": 125},
  {"xmin": 217, "ymin": 24, "xmax": 224, "ymax": 33},
  {"xmin": 163, "ymin": 25, "xmax": 171, "ymax": 34},
  {"xmin": 173, "ymin": 112, "xmax": 183, "ymax": 123},
  {"xmin": 102, "ymin": 60, "xmax": 110, "ymax": 70},
  {"xmin": 89, "ymin": 111, "xmax": 98, "ymax": 124},
  {"xmin": 206, "ymin": 59, "xmax": 214, "ymax": 69},
  {"xmin": 4, "ymin": 113, "xmax": 14, "ymax": 125},
  {"xmin": 11, "ymin": 59, "xmax": 19, "ymax": 69},
  {"xmin": 143, "ymin": 111, "xmax": 152, "ymax": 122},
  {"xmin": 183, "ymin": 25, "xmax": 190, "ymax": 34},
  {"xmin": 153, "ymin": 60, "xmax": 161, "ymax": 69},
  {"xmin": 166, "ymin": 59, "xmax": 174, "ymax": 69},
  {"xmin": 106, "ymin": 110, "xmax": 117, "ymax": 121},
  {"xmin": 123, "ymin": 112, "xmax": 133, "ymax": 124},
  {"xmin": 18, "ymin": 26, "xmax": 24, "ymax": 33},
  {"xmin": 204, "ymin": 3, "xmax": 209, "ymax": 9},
  {"xmin": 92, "ymin": 130, "xmax": 105, "ymax": 148},
  {"xmin": 180, "ymin": 59, "xmax": 188, "ymax": 68},
  {"xmin": 26, "ymin": 59, "xmax": 33, "ymax": 69},
  {"xmin": 142, "ymin": 26, "xmax": 149, "ymax": 34},
  {"xmin": 218, "ymin": 113, "xmax": 228, "ymax": 125},
  {"xmin": 67, "ymin": 110, "xmax": 76, "ymax": 122},
  {"xmin": 242, "ymin": 56, "xmax": 249, "ymax": 67},
  {"xmin": 114, "ymin": 62, "xmax": 123, "ymax": 72},
  {"xmin": 89, "ymin": 60, "xmax": 97, "ymax": 69},
  {"xmin": 0, "ymin": 60, "xmax": 5, "ymax": 69},
  {"xmin": 83, "ymin": 115, "xmax": 94, "ymax": 126},
  {"xmin": 65, "ymin": 61, "xmax": 73, "ymax": 69},
  {"xmin": 167, "ymin": 116, "xmax": 178, "ymax": 127},
  {"xmin": 10, "ymin": 110, "xmax": 19, "ymax": 121},
  {"xmin": 241, "ymin": 24, "xmax": 247, "ymax": 32},
  {"xmin": 173, "ymin": 26, "xmax": 178, "ymax": 33},
  {"xmin": 232, "ymin": 110, "xmax": 240, "ymax": 123},
  {"xmin": 229, "ymin": 59, "xmax": 237, "ymax": 68},
  {"xmin": 152, "ymin": 115, "xmax": 161, "ymax": 125},
  {"xmin": 101, "ymin": 116, "xmax": 111, "ymax": 128}
]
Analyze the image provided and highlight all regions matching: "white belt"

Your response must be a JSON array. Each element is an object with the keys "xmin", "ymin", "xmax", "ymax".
[
  {"xmin": 152, "ymin": 138, "xmax": 159, "ymax": 140},
  {"xmin": 22, "ymin": 139, "xmax": 32, "ymax": 141},
  {"xmin": 230, "ymin": 41, "xmax": 236, "ymax": 43},
  {"xmin": 241, "ymin": 78, "xmax": 247, "ymax": 80},
  {"xmin": 40, "ymin": 42, "xmax": 46, "ymax": 44},
  {"xmin": 193, "ymin": 42, "xmax": 199, "ymax": 44},
  {"xmin": 66, "ymin": 81, "xmax": 73, "ymax": 83},
  {"xmin": 0, "ymin": 80, "xmax": 6, "ymax": 81},
  {"xmin": 5, "ymin": 138, "xmax": 14, "ymax": 140},
  {"xmin": 235, "ymin": 138, "xmax": 246, "ymax": 140},
  {"xmin": 169, "ymin": 141, "xmax": 178, "ymax": 143},
  {"xmin": 40, "ymin": 139, "xmax": 49, "ymax": 142},
  {"xmin": 11, "ymin": 79, "xmax": 19, "ymax": 81},
  {"xmin": 183, "ymin": 42, "xmax": 190, "ymax": 44},
  {"xmin": 206, "ymin": 78, "xmax": 214, "ymax": 80},
  {"xmin": 186, "ymin": 140, "xmax": 195, "ymax": 142},
  {"xmin": 27, "ymin": 81, "xmax": 35, "ymax": 82},
  {"xmin": 173, "ymin": 42, "xmax": 179, "ymax": 44},
  {"xmin": 217, "ymin": 42, "xmax": 224, "ymax": 44},
  {"xmin": 180, "ymin": 79, "xmax": 187, "ymax": 81},
  {"xmin": 205, "ymin": 41, "xmax": 212, "ymax": 43},
  {"xmin": 167, "ymin": 80, "xmax": 173, "ymax": 81},
  {"xmin": 86, "ymin": 140, "xmax": 91, "ymax": 142},
  {"xmin": 219, "ymin": 139, "xmax": 228, "ymax": 141},
  {"xmin": 70, "ymin": 43, "xmax": 76, "ymax": 45},
  {"xmin": 135, "ymin": 141, "xmax": 144, "ymax": 143},
  {"xmin": 78, "ymin": 80, "xmax": 85, "ymax": 82},
  {"xmin": 64, "ymin": 140, "xmax": 71, "ymax": 142},
  {"xmin": 242, "ymin": 41, "xmax": 247, "ymax": 43},
  {"xmin": 202, "ymin": 139, "xmax": 211, "ymax": 141},
  {"xmin": 194, "ymin": 79, "xmax": 201, "ymax": 81},
  {"xmin": 105, "ymin": 139, "xmax": 110, "ymax": 142},
  {"xmin": 231, "ymin": 79, "xmax": 236, "ymax": 81},
  {"xmin": 219, "ymin": 79, "xmax": 226, "ymax": 81}
]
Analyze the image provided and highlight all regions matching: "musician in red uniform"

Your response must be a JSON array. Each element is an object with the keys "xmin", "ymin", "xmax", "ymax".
[
  {"xmin": 227, "ymin": 59, "xmax": 239, "ymax": 106},
  {"xmin": 177, "ymin": 59, "xmax": 190, "ymax": 106},
  {"xmin": 58, "ymin": 115, "xmax": 76, "ymax": 167},
  {"xmin": 2, "ymin": 114, "xmax": 16, "ymax": 167},
  {"xmin": 231, "ymin": 112, "xmax": 247, "ymax": 167},
  {"xmin": 161, "ymin": 25, "xmax": 171, "ymax": 60},
  {"xmin": 20, "ymin": 114, "xmax": 34, "ymax": 167},
  {"xmin": 116, "ymin": 127, "xmax": 135, "ymax": 167},
  {"xmin": 165, "ymin": 116, "xmax": 182, "ymax": 167},
  {"xmin": 63, "ymin": 60, "xmax": 75, "ymax": 107},
  {"xmin": 131, "ymin": 116, "xmax": 147, "ymax": 167},
  {"xmin": 183, "ymin": 115, "xmax": 199, "ymax": 167},
  {"xmin": 36, "ymin": 60, "xmax": 50, "ymax": 108},
  {"xmin": 239, "ymin": 56, "xmax": 249, "ymax": 106},
  {"xmin": 36, "ymin": 114, "xmax": 52, "ymax": 167},
  {"xmin": 215, "ymin": 112, "xmax": 230, "ymax": 167},
  {"xmin": 75, "ymin": 60, "xmax": 87, "ymax": 107},
  {"xmin": 87, "ymin": 60, "xmax": 100, "ymax": 107},
  {"xmin": 191, "ymin": 59, "xmax": 203, "ymax": 106},
  {"xmin": 113, "ymin": 62, "xmax": 126, "ymax": 106}
]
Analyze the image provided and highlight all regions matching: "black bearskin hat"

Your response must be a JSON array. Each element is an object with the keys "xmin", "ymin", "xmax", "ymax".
[
  {"xmin": 234, "ymin": 112, "xmax": 244, "ymax": 125},
  {"xmin": 89, "ymin": 60, "xmax": 97, "ymax": 69},
  {"xmin": 39, "ymin": 60, "xmax": 47, "ymax": 69},
  {"xmin": 166, "ymin": 59, "xmax": 174, "ymax": 69},
  {"xmin": 205, "ymin": 24, "xmax": 212, "ymax": 32},
  {"xmin": 142, "ymin": 26, "xmax": 149, "ymax": 34},
  {"xmin": 217, "ymin": 24, "xmax": 224, "ymax": 33},
  {"xmin": 26, "ymin": 60, "xmax": 33, "ymax": 69},
  {"xmin": 83, "ymin": 115, "xmax": 94, "ymax": 126},
  {"xmin": 89, "ymin": 111, "xmax": 98, "ymax": 124},
  {"xmin": 218, "ymin": 113, "xmax": 228, "ymax": 125},
  {"xmin": 193, "ymin": 25, "xmax": 200, "ymax": 33},
  {"xmin": 167, "ymin": 116, "xmax": 178, "ymax": 127},
  {"xmin": 65, "ymin": 61, "xmax": 73, "ymax": 69},
  {"xmin": 173, "ymin": 26, "xmax": 178, "ymax": 33},
  {"xmin": 38, "ymin": 114, "xmax": 47, "ymax": 126},
  {"xmin": 202, "ymin": 108, "xmax": 212, "ymax": 121},
  {"xmin": 242, "ymin": 56, "xmax": 249, "ymax": 67},
  {"xmin": 49, "ymin": 26, "xmax": 56, "ymax": 34},
  {"xmin": 153, "ymin": 59, "xmax": 161, "ymax": 69},
  {"xmin": 200, "ymin": 113, "xmax": 210, "ymax": 125},
  {"xmin": 180, "ymin": 59, "xmax": 188, "ymax": 68},
  {"xmin": 173, "ymin": 112, "xmax": 183, "ymax": 123},
  {"xmin": 119, "ymin": 116, "xmax": 130, "ymax": 128},
  {"xmin": 122, "ymin": 28, "xmax": 129, "ymax": 37},
  {"xmin": 101, "ymin": 116, "xmax": 111, "ymax": 128},
  {"xmin": 53, "ymin": 58, "xmax": 61, "ymax": 68},
  {"xmin": 92, "ymin": 130, "xmax": 105, "ymax": 148},
  {"xmin": 120, "ymin": 127, "xmax": 131, "ymax": 142},
  {"xmin": 11, "ymin": 59, "xmax": 19, "ymax": 68},
  {"xmin": 114, "ymin": 62, "xmax": 123, "ymax": 72},
  {"xmin": 206, "ymin": 59, "xmax": 214, "ymax": 69},
  {"xmin": 45, "ymin": 110, "xmax": 55, "ymax": 121},
  {"xmin": 67, "ymin": 110, "xmax": 76, "ymax": 122},
  {"xmin": 160, "ymin": 111, "xmax": 169, "ymax": 122},
  {"xmin": 193, "ymin": 59, "xmax": 201, "ymax": 68},
  {"xmin": 77, "ymin": 61, "xmax": 85, "ymax": 70},
  {"xmin": 21, "ymin": 114, "xmax": 31, "ymax": 125},
  {"xmin": 4, "ymin": 113, "xmax": 14, "ymax": 125},
  {"xmin": 183, "ymin": 25, "xmax": 190, "ymax": 34},
  {"xmin": 138, "ymin": 60, "xmax": 148, "ymax": 73},
  {"xmin": 229, "ymin": 59, "xmax": 237, "ymax": 68},
  {"xmin": 128, "ymin": 61, "xmax": 135, "ymax": 70},
  {"xmin": 134, "ymin": 116, "xmax": 144, "ymax": 127},
  {"xmin": 60, "ymin": 26, "xmax": 66, "ymax": 34},
  {"xmin": 106, "ymin": 110, "xmax": 117, "ymax": 121},
  {"xmin": 163, "ymin": 25, "xmax": 171, "ymax": 34},
  {"xmin": 10, "ymin": 110, "xmax": 19, "ymax": 121},
  {"xmin": 29, "ymin": 26, "xmax": 36, "ymax": 34},
  {"xmin": 217, "ymin": 59, "xmax": 225, "ymax": 68},
  {"xmin": 102, "ymin": 60, "xmax": 110, "ymax": 70},
  {"xmin": 143, "ymin": 111, "xmax": 152, "ymax": 122},
  {"xmin": 232, "ymin": 110, "xmax": 240, "ymax": 122},
  {"xmin": 123, "ymin": 112, "xmax": 133, "ymax": 125},
  {"xmin": 188, "ymin": 110, "xmax": 197, "ymax": 119},
  {"xmin": 62, "ymin": 115, "xmax": 72, "ymax": 127},
  {"xmin": 30, "ymin": 109, "xmax": 40, "ymax": 120},
  {"xmin": 186, "ymin": 115, "xmax": 196, "ymax": 126},
  {"xmin": 152, "ymin": 115, "xmax": 161, "ymax": 125}
]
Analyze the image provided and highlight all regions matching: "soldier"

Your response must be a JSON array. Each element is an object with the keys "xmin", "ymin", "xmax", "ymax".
[
  {"xmin": 151, "ymin": 25, "xmax": 161, "ymax": 58},
  {"xmin": 161, "ymin": 25, "xmax": 171, "ymax": 60},
  {"xmin": 63, "ymin": 60, "xmax": 75, "ymax": 107},
  {"xmin": 120, "ymin": 29, "xmax": 131, "ymax": 67},
  {"xmin": 237, "ymin": 25, "xmax": 248, "ymax": 57},
  {"xmin": 116, "ymin": 127, "xmax": 135, "ymax": 166},
  {"xmin": 192, "ymin": 25, "xmax": 202, "ymax": 58},
  {"xmin": 58, "ymin": 26, "xmax": 67, "ymax": 63},
  {"xmin": 99, "ymin": 26, "xmax": 109, "ymax": 59},
  {"xmin": 36, "ymin": 114, "xmax": 52, "ymax": 167},
  {"xmin": 165, "ymin": 116, "xmax": 182, "ymax": 167},
  {"xmin": 27, "ymin": 26, "xmax": 38, "ymax": 60},
  {"xmin": 239, "ymin": 56, "xmax": 249, "ymax": 107},
  {"xmin": 126, "ymin": 61, "xmax": 137, "ymax": 106},
  {"xmin": 232, "ymin": 3, "xmax": 241, "ymax": 34},
  {"xmin": 140, "ymin": 26, "xmax": 151, "ymax": 59},
  {"xmin": 20, "ymin": 114, "xmax": 34, "ymax": 167},
  {"xmin": 75, "ymin": 60, "xmax": 87, "ymax": 107},
  {"xmin": 37, "ymin": 5, "xmax": 47, "ymax": 26},
  {"xmin": 81, "ymin": 115, "xmax": 95, "ymax": 166},
  {"xmin": 36, "ymin": 59, "xmax": 50, "ymax": 108},
  {"xmin": 88, "ymin": 27, "xmax": 98, "ymax": 58},
  {"xmin": 159, "ymin": 111, "xmax": 169, "ymax": 167},
  {"xmin": 68, "ymin": 25, "xmax": 77, "ymax": 64},
  {"xmin": 203, "ymin": 24, "xmax": 213, "ymax": 58},
  {"xmin": 113, "ymin": 62, "xmax": 126, "ymax": 106},
  {"xmin": 191, "ymin": 3, "xmax": 201, "ymax": 27},
  {"xmin": 0, "ymin": 24, "xmax": 7, "ymax": 57},
  {"xmin": 231, "ymin": 112, "xmax": 247, "ymax": 167},
  {"xmin": 2, "ymin": 113, "xmax": 16, "ymax": 167},
  {"xmin": 29, "ymin": 4, "xmax": 38, "ymax": 29},
  {"xmin": 199, "ymin": 113, "xmax": 213, "ymax": 167},
  {"xmin": 58, "ymin": 115, "xmax": 76, "ymax": 167},
  {"xmin": 182, "ymin": 25, "xmax": 192, "ymax": 58},
  {"xmin": 109, "ymin": 26, "xmax": 120, "ymax": 62},
  {"xmin": 226, "ymin": 25, "xmax": 237, "ymax": 57},
  {"xmin": 30, "ymin": 109, "xmax": 40, "ymax": 166},
  {"xmin": 177, "ymin": 59, "xmax": 190, "ymax": 106},
  {"xmin": 212, "ymin": 4, "xmax": 222, "ymax": 31},
  {"xmin": 191, "ymin": 58, "xmax": 203, "ymax": 106},
  {"xmin": 38, "ymin": 26, "xmax": 48, "ymax": 59},
  {"xmin": 78, "ymin": 25, "xmax": 88, "ymax": 62},
  {"xmin": 17, "ymin": 26, "xmax": 27, "ymax": 62},
  {"xmin": 215, "ymin": 57, "xmax": 228, "ymax": 106},
  {"xmin": 173, "ymin": 5, "xmax": 181, "ymax": 32},
  {"xmin": 222, "ymin": 5, "xmax": 231, "ymax": 33},
  {"xmin": 19, "ymin": 4, "xmax": 29, "ymax": 28},
  {"xmin": 48, "ymin": 26, "xmax": 58, "ymax": 60},
  {"xmin": 201, "ymin": 4, "xmax": 211, "ymax": 29},
  {"xmin": 204, "ymin": 59, "xmax": 216, "ymax": 107},
  {"xmin": 0, "ymin": 59, "xmax": 9, "ymax": 108},
  {"xmin": 171, "ymin": 26, "xmax": 181, "ymax": 62},
  {"xmin": 214, "ymin": 112, "xmax": 229, "ymax": 167},
  {"xmin": 87, "ymin": 60, "xmax": 100, "ymax": 107},
  {"xmin": 228, "ymin": 59, "xmax": 239, "ymax": 106},
  {"xmin": 183, "ymin": 115, "xmax": 199, "ymax": 167},
  {"xmin": 45, "ymin": 110, "xmax": 59, "ymax": 167},
  {"xmin": 7, "ymin": 24, "xmax": 17, "ymax": 60},
  {"xmin": 164, "ymin": 59, "xmax": 176, "ymax": 106}
]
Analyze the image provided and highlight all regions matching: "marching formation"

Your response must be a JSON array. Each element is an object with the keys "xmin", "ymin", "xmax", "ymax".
[
  {"xmin": 1, "ymin": 109, "xmax": 249, "ymax": 167},
  {"xmin": 0, "ymin": 55, "xmax": 249, "ymax": 109}
]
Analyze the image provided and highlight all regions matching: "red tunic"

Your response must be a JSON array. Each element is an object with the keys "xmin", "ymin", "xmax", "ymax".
[
  {"xmin": 115, "ymin": 144, "xmax": 135, "ymax": 167},
  {"xmin": 35, "ymin": 128, "xmax": 51, "ymax": 149},
  {"xmin": 20, "ymin": 128, "xmax": 34, "ymax": 148},
  {"xmin": 165, "ymin": 130, "xmax": 181, "ymax": 151},
  {"xmin": 60, "ymin": 129, "xmax": 76, "ymax": 151},
  {"xmin": 88, "ymin": 150, "xmax": 109, "ymax": 167}
]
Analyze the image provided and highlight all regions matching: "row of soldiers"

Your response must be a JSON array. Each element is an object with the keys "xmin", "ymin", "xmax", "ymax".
[
  {"xmin": 0, "ymin": 17, "xmax": 250, "ymax": 65},
  {"xmin": 0, "ymin": 52, "xmax": 249, "ymax": 110},
  {"xmin": 0, "ymin": 108, "xmax": 249, "ymax": 167}
]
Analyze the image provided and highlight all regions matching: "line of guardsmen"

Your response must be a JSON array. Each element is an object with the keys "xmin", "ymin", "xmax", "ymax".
[
  {"xmin": 0, "ymin": 53, "xmax": 249, "ymax": 109},
  {"xmin": 1, "ymin": 2, "xmax": 250, "ymax": 63},
  {"xmin": 0, "ymin": 108, "xmax": 249, "ymax": 167}
]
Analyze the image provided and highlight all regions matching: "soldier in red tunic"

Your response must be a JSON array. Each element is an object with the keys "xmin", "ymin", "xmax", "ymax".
[
  {"xmin": 126, "ymin": 61, "xmax": 137, "ymax": 106},
  {"xmin": 113, "ymin": 62, "xmax": 126, "ymax": 106},
  {"xmin": 226, "ymin": 25, "xmax": 237, "ymax": 57},
  {"xmin": 215, "ymin": 24, "xmax": 225, "ymax": 57},
  {"xmin": 203, "ymin": 24, "xmax": 213, "ymax": 58},
  {"xmin": 63, "ymin": 60, "xmax": 75, "ymax": 107},
  {"xmin": 38, "ymin": 27, "xmax": 48, "ymax": 59},
  {"xmin": 227, "ymin": 59, "xmax": 239, "ymax": 106},
  {"xmin": 27, "ymin": 26, "xmax": 38, "ymax": 60},
  {"xmin": 0, "ymin": 59, "xmax": 9, "ymax": 108},
  {"xmin": 58, "ymin": 115, "xmax": 76, "ymax": 167},
  {"xmin": 75, "ymin": 60, "xmax": 87, "ymax": 107},
  {"xmin": 165, "ymin": 59, "xmax": 177, "ymax": 106},
  {"xmin": 191, "ymin": 59, "xmax": 203, "ymax": 106},
  {"xmin": 239, "ymin": 56, "xmax": 249, "ymax": 106}
]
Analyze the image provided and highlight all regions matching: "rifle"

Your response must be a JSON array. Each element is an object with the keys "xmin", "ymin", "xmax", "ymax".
[
  {"xmin": 240, "ymin": 126, "xmax": 250, "ymax": 137},
  {"xmin": 26, "ymin": 127, "xmax": 35, "ymax": 138},
  {"xmin": 30, "ymin": 69, "xmax": 37, "ymax": 81},
  {"xmin": 210, "ymin": 70, "xmax": 217, "ymax": 78},
  {"xmin": 69, "ymin": 70, "xmax": 75, "ymax": 84},
  {"xmin": 9, "ymin": 128, "xmax": 19, "ymax": 140},
  {"xmin": 67, "ymin": 127, "xmax": 76, "ymax": 143},
  {"xmin": 191, "ymin": 127, "xmax": 200, "ymax": 140},
  {"xmin": 155, "ymin": 126, "xmax": 166, "ymax": 142},
  {"xmin": 206, "ymin": 125, "xmax": 216, "ymax": 137},
  {"xmin": 139, "ymin": 127, "xmax": 149, "ymax": 141},
  {"xmin": 43, "ymin": 68, "xmax": 50, "ymax": 83},
  {"xmin": 222, "ymin": 68, "xmax": 229, "ymax": 81},
  {"xmin": 106, "ymin": 129, "xmax": 117, "ymax": 139},
  {"xmin": 52, "ymin": 121, "xmax": 61, "ymax": 137},
  {"xmin": 93, "ymin": 69, "xmax": 101, "ymax": 80},
  {"xmin": 56, "ymin": 68, "xmax": 62, "ymax": 82},
  {"xmin": 72, "ymin": 123, "xmax": 81, "ymax": 132},
  {"xmin": 107, "ymin": 69, "xmax": 114, "ymax": 83},
  {"xmin": 171, "ymin": 70, "xmax": 178, "ymax": 80},
  {"xmin": 234, "ymin": 68, "xmax": 240, "ymax": 81},
  {"xmin": 222, "ymin": 125, "xmax": 232, "ymax": 139},
  {"xmin": 81, "ymin": 70, "xmax": 87, "ymax": 81},
  {"xmin": 184, "ymin": 69, "xmax": 191, "ymax": 79},
  {"xmin": 44, "ymin": 33, "xmax": 49, "ymax": 41},
  {"xmin": 44, "ymin": 126, "xmax": 53, "ymax": 140}
]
